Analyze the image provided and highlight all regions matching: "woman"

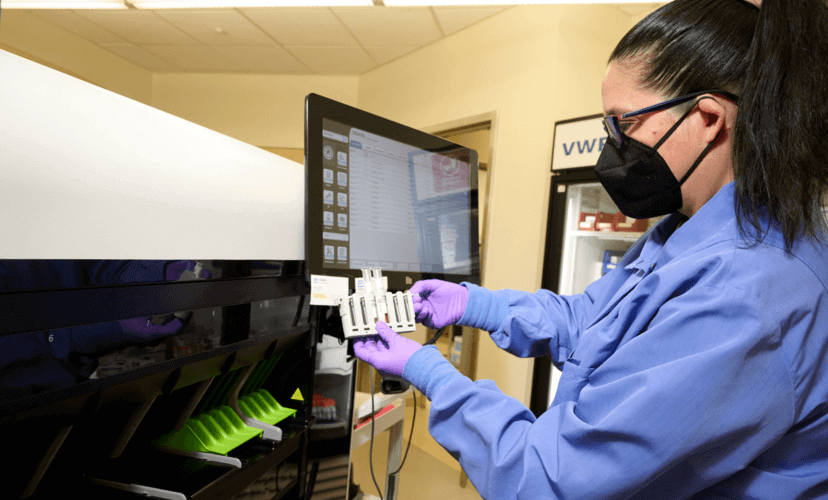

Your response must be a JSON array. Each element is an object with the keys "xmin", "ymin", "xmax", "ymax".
[{"xmin": 355, "ymin": 0, "xmax": 828, "ymax": 498}]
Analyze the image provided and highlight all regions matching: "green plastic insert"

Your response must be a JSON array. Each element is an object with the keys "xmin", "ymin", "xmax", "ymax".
[
  {"xmin": 154, "ymin": 356, "xmax": 299, "ymax": 456},
  {"xmin": 154, "ymin": 405, "xmax": 260, "ymax": 456},
  {"xmin": 239, "ymin": 389, "xmax": 297, "ymax": 425},
  {"xmin": 154, "ymin": 406, "xmax": 262, "ymax": 455},
  {"xmin": 153, "ymin": 390, "xmax": 296, "ymax": 456}
]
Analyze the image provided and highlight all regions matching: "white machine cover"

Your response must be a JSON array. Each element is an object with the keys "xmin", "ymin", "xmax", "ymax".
[{"xmin": 0, "ymin": 49, "xmax": 304, "ymax": 260}]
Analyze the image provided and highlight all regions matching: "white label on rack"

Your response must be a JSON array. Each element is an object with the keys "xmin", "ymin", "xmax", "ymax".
[{"xmin": 310, "ymin": 275, "xmax": 349, "ymax": 305}]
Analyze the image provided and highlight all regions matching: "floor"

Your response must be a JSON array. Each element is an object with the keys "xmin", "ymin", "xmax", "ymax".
[{"xmin": 349, "ymin": 391, "xmax": 483, "ymax": 500}]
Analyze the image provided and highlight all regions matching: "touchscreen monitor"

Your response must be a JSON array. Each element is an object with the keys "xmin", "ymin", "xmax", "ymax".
[{"xmin": 305, "ymin": 93, "xmax": 480, "ymax": 292}]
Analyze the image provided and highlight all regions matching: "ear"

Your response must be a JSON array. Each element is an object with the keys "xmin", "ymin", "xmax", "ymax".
[{"xmin": 695, "ymin": 96, "xmax": 728, "ymax": 144}]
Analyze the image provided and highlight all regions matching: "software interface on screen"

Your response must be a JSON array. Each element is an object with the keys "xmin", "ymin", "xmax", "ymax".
[{"xmin": 320, "ymin": 118, "xmax": 474, "ymax": 275}]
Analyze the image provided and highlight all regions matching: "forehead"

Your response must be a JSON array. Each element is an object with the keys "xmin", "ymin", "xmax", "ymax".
[{"xmin": 601, "ymin": 60, "xmax": 665, "ymax": 116}]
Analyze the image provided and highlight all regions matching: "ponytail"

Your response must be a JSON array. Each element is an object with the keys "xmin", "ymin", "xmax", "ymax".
[
  {"xmin": 732, "ymin": 0, "xmax": 828, "ymax": 251},
  {"xmin": 610, "ymin": 0, "xmax": 828, "ymax": 252}
]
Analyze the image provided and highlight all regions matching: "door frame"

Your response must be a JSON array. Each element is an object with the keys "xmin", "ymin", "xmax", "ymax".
[{"xmin": 423, "ymin": 111, "xmax": 498, "ymax": 288}]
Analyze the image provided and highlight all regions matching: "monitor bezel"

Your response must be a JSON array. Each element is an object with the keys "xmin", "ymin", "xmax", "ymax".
[{"xmin": 305, "ymin": 93, "xmax": 480, "ymax": 292}]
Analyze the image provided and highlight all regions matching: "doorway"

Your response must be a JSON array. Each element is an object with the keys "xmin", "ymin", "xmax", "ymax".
[
  {"xmin": 426, "ymin": 114, "xmax": 495, "ymax": 382},
  {"xmin": 423, "ymin": 114, "xmax": 496, "ymax": 491},
  {"xmin": 428, "ymin": 116, "xmax": 495, "ymax": 286}
]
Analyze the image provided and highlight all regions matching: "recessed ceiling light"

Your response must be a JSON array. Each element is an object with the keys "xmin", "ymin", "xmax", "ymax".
[
  {"xmin": 2, "ymin": 0, "xmax": 127, "ymax": 8},
  {"xmin": 1, "ymin": 0, "xmax": 373, "ymax": 7},
  {"xmin": 129, "ymin": 0, "xmax": 373, "ymax": 7},
  {"xmin": 383, "ymin": 0, "xmax": 659, "ymax": 5}
]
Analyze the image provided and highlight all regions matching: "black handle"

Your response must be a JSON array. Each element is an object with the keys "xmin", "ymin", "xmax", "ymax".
[{"xmin": 380, "ymin": 376, "xmax": 410, "ymax": 395}]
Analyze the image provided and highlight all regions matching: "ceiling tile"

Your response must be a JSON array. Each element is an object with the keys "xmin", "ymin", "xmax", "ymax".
[
  {"xmin": 285, "ymin": 46, "xmax": 376, "ymax": 74},
  {"xmin": 74, "ymin": 11, "xmax": 196, "ymax": 44},
  {"xmin": 33, "ymin": 10, "xmax": 128, "ymax": 44},
  {"xmin": 331, "ymin": 7, "xmax": 441, "ymax": 48},
  {"xmin": 154, "ymin": 9, "xmax": 273, "ymax": 45},
  {"xmin": 432, "ymin": 7, "xmax": 503, "ymax": 37},
  {"xmin": 141, "ymin": 44, "xmax": 241, "ymax": 71},
  {"xmin": 239, "ymin": 7, "xmax": 359, "ymax": 46},
  {"xmin": 362, "ymin": 45, "xmax": 417, "ymax": 66},
  {"xmin": 210, "ymin": 45, "xmax": 310, "ymax": 73},
  {"xmin": 100, "ymin": 43, "xmax": 178, "ymax": 71}
]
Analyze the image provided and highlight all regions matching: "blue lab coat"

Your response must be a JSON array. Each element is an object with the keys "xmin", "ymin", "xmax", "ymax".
[{"xmin": 403, "ymin": 182, "xmax": 828, "ymax": 499}]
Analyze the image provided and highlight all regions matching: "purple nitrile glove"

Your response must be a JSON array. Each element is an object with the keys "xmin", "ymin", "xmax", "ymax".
[
  {"xmin": 353, "ymin": 322, "xmax": 423, "ymax": 378},
  {"xmin": 159, "ymin": 261, "xmax": 211, "ymax": 325},
  {"xmin": 119, "ymin": 316, "xmax": 185, "ymax": 343},
  {"xmin": 165, "ymin": 260, "xmax": 210, "ymax": 281},
  {"xmin": 409, "ymin": 279, "xmax": 469, "ymax": 329}
]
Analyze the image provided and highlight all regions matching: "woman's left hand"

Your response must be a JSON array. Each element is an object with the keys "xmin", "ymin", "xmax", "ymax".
[
  {"xmin": 353, "ymin": 322, "xmax": 423, "ymax": 377},
  {"xmin": 120, "ymin": 316, "xmax": 184, "ymax": 342}
]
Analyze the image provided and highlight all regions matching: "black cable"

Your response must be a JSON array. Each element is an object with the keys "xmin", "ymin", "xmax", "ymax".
[
  {"xmin": 365, "ymin": 364, "xmax": 418, "ymax": 493},
  {"xmin": 274, "ymin": 462, "xmax": 281, "ymax": 493},
  {"xmin": 363, "ymin": 327, "xmax": 440, "ymax": 497},
  {"xmin": 424, "ymin": 326, "xmax": 446, "ymax": 346},
  {"xmin": 368, "ymin": 365, "xmax": 384, "ymax": 500},
  {"xmin": 292, "ymin": 293, "xmax": 306, "ymax": 328},
  {"xmin": 389, "ymin": 389, "xmax": 417, "ymax": 476},
  {"xmin": 305, "ymin": 460, "xmax": 320, "ymax": 500}
]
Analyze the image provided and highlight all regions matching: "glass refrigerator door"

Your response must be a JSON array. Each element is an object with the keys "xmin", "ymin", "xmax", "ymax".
[
  {"xmin": 558, "ymin": 182, "xmax": 659, "ymax": 295},
  {"xmin": 550, "ymin": 182, "xmax": 661, "ymax": 405}
]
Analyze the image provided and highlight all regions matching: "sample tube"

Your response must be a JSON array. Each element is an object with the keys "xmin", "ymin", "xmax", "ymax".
[
  {"xmin": 360, "ymin": 297, "xmax": 369, "ymax": 327},
  {"xmin": 349, "ymin": 297, "xmax": 358, "ymax": 327},
  {"xmin": 392, "ymin": 295, "xmax": 401, "ymax": 325},
  {"xmin": 402, "ymin": 294, "xmax": 412, "ymax": 323},
  {"xmin": 372, "ymin": 267, "xmax": 388, "ymax": 323}
]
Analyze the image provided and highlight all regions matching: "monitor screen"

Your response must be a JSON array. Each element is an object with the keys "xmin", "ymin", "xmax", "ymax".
[{"xmin": 305, "ymin": 94, "xmax": 480, "ymax": 292}]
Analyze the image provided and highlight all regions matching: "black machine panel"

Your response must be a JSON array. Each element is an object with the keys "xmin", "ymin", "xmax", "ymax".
[{"xmin": 1, "ymin": 259, "xmax": 317, "ymax": 500}]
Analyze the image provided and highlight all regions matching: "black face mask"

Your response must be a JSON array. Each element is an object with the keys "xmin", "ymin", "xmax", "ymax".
[{"xmin": 594, "ymin": 97, "xmax": 718, "ymax": 219}]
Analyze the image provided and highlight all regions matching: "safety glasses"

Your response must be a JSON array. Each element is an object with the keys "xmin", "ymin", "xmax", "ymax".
[{"xmin": 602, "ymin": 89, "xmax": 739, "ymax": 149}]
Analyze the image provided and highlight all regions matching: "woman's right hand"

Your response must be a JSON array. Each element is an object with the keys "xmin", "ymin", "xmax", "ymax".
[{"xmin": 409, "ymin": 279, "xmax": 469, "ymax": 329}]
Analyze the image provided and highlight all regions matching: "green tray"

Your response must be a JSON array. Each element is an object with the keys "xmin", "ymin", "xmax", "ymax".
[
  {"xmin": 154, "ymin": 390, "xmax": 295, "ymax": 456},
  {"xmin": 154, "ymin": 405, "xmax": 261, "ymax": 456},
  {"xmin": 239, "ymin": 389, "xmax": 297, "ymax": 425}
]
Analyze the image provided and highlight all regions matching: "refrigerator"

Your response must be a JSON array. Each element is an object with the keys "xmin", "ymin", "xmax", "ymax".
[{"xmin": 528, "ymin": 115, "xmax": 663, "ymax": 416}]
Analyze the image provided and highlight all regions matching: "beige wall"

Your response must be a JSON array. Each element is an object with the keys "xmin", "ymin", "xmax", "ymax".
[
  {"xmin": 0, "ymin": 11, "xmax": 152, "ymax": 104},
  {"xmin": 260, "ymin": 147, "xmax": 304, "ymax": 164},
  {"xmin": 630, "ymin": 7, "xmax": 656, "ymax": 26},
  {"xmin": 358, "ymin": 4, "xmax": 631, "ymax": 405},
  {"xmin": 151, "ymin": 73, "xmax": 359, "ymax": 147}
]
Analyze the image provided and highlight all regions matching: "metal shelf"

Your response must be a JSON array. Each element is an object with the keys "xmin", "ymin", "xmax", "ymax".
[
  {"xmin": 0, "ymin": 326, "xmax": 309, "ymax": 418},
  {"xmin": 72, "ymin": 427, "xmax": 308, "ymax": 500},
  {"xmin": 567, "ymin": 230, "xmax": 645, "ymax": 241}
]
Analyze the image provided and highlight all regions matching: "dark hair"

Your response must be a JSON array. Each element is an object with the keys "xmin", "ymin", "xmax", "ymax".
[{"xmin": 609, "ymin": 0, "xmax": 828, "ymax": 252}]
